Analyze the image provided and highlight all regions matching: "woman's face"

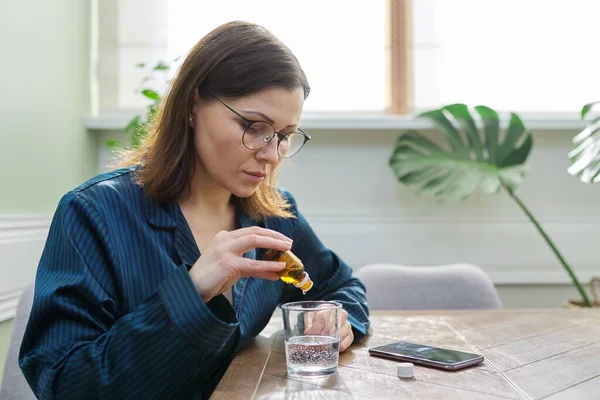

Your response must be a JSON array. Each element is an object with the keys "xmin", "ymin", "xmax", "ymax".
[{"xmin": 191, "ymin": 87, "xmax": 305, "ymax": 198}]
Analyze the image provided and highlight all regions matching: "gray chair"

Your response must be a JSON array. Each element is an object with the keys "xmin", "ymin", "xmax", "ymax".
[
  {"xmin": 0, "ymin": 284, "xmax": 35, "ymax": 400},
  {"xmin": 355, "ymin": 263, "xmax": 502, "ymax": 310}
]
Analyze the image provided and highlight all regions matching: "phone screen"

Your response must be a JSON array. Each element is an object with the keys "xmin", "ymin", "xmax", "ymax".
[{"xmin": 370, "ymin": 341, "xmax": 482, "ymax": 364}]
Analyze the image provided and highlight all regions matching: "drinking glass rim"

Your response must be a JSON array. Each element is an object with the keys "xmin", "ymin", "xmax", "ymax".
[{"xmin": 281, "ymin": 300, "xmax": 342, "ymax": 311}]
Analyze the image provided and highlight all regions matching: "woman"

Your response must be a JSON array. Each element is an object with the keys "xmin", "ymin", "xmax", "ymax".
[{"xmin": 19, "ymin": 21, "xmax": 370, "ymax": 399}]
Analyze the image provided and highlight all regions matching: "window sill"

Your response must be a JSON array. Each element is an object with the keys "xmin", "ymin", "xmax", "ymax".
[{"xmin": 85, "ymin": 111, "xmax": 589, "ymax": 132}]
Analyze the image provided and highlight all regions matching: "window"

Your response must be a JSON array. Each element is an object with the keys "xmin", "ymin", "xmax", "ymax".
[
  {"xmin": 99, "ymin": 0, "xmax": 387, "ymax": 113},
  {"xmin": 168, "ymin": 1, "xmax": 387, "ymax": 113},
  {"xmin": 96, "ymin": 0, "xmax": 600, "ymax": 117},
  {"xmin": 411, "ymin": 0, "xmax": 600, "ymax": 113}
]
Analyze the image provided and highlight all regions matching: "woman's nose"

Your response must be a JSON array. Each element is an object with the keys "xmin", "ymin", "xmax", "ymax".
[{"xmin": 255, "ymin": 135, "xmax": 280, "ymax": 163}]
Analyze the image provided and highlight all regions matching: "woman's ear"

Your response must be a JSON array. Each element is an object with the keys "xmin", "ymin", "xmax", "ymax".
[
  {"xmin": 192, "ymin": 88, "xmax": 201, "ymax": 106},
  {"xmin": 189, "ymin": 89, "xmax": 201, "ymax": 127},
  {"xmin": 191, "ymin": 89, "xmax": 201, "ymax": 113}
]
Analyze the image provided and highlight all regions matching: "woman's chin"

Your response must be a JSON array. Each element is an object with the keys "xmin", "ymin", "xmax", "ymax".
[{"xmin": 231, "ymin": 184, "xmax": 260, "ymax": 199}]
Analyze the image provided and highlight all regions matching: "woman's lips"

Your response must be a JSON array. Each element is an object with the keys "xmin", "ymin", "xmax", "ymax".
[{"xmin": 244, "ymin": 171, "xmax": 266, "ymax": 183}]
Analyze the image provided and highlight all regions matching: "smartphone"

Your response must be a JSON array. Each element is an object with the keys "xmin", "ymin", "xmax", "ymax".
[{"xmin": 368, "ymin": 341, "xmax": 484, "ymax": 371}]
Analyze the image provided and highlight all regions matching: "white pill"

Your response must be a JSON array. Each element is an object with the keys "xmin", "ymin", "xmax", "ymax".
[{"xmin": 397, "ymin": 362, "xmax": 414, "ymax": 379}]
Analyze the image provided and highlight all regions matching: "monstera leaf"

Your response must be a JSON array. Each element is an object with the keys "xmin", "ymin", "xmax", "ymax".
[
  {"xmin": 568, "ymin": 101, "xmax": 600, "ymax": 183},
  {"xmin": 388, "ymin": 104, "xmax": 594, "ymax": 307},
  {"xmin": 389, "ymin": 104, "xmax": 533, "ymax": 200}
]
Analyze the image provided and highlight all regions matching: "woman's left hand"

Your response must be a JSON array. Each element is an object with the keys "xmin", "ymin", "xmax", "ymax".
[
  {"xmin": 339, "ymin": 310, "xmax": 354, "ymax": 352},
  {"xmin": 304, "ymin": 308, "xmax": 354, "ymax": 352}
]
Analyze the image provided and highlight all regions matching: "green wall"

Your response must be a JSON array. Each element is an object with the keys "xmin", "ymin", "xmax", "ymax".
[
  {"xmin": 0, "ymin": 0, "xmax": 94, "ymax": 385},
  {"xmin": 0, "ymin": 0, "xmax": 96, "ymax": 213}
]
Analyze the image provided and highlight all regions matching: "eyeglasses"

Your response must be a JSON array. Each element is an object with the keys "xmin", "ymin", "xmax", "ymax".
[{"xmin": 208, "ymin": 93, "xmax": 311, "ymax": 158}]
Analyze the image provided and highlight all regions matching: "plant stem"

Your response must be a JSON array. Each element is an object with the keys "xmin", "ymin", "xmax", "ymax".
[{"xmin": 503, "ymin": 185, "xmax": 592, "ymax": 307}]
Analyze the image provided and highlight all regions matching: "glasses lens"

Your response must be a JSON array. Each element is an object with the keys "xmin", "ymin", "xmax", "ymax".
[
  {"xmin": 278, "ymin": 132, "xmax": 306, "ymax": 158},
  {"xmin": 243, "ymin": 121, "xmax": 275, "ymax": 150}
]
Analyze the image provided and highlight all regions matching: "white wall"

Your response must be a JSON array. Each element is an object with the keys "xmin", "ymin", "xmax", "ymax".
[
  {"xmin": 0, "ymin": 216, "xmax": 49, "ymax": 321},
  {"xmin": 5, "ymin": 125, "xmax": 598, "ymax": 312},
  {"xmin": 279, "ymin": 128, "xmax": 599, "ymax": 308},
  {"xmin": 92, "ymin": 125, "xmax": 600, "ymax": 308},
  {"xmin": 278, "ymin": 128, "xmax": 599, "ymax": 284}
]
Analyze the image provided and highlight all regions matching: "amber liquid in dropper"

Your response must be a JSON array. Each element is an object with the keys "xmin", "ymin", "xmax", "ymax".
[{"xmin": 264, "ymin": 249, "xmax": 313, "ymax": 294}]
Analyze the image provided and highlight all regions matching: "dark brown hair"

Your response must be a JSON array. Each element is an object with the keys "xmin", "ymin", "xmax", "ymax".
[{"xmin": 120, "ymin": 21, "xmax": 310, "ymax": 220}]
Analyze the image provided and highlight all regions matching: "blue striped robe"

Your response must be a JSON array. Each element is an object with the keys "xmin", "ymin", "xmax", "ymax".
[{"xmin": 18, "ymin": 167, "xmax": 370, "ymax": 399}]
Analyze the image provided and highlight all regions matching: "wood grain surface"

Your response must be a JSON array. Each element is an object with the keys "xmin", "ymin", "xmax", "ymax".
[{"xmin": 212, "ymin": 310, "xmax": 600, "ymax": 399}]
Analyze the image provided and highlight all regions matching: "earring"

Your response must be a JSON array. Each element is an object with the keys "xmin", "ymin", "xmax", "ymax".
[{"xmin": 189, "ymin": 116, "xmax": 193, "ymax": 125}]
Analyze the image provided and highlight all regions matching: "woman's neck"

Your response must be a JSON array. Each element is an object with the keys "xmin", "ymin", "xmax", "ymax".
[{"xmin": 181, "ymin": 164, "xmax": 233, "ymax": 217}]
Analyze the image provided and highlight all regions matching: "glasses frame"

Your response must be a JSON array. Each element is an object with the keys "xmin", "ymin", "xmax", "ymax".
[{"xmin": 206, "ymin": 92, "xmax": 311, "ymax": 158}]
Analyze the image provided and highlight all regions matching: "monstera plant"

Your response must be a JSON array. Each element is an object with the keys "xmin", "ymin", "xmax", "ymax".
[
  {"xmin": 389, "ymin": 104, "xmax": 593, "ymax": 307},
  {"xmin": 568, "ymin": 101, "xmax": 600, "ymax": 183}
]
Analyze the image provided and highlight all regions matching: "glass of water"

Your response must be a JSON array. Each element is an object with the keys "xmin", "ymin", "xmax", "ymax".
[{"xmin": 281, "ymin": 300, "xmax": 342, "ymax": 378}]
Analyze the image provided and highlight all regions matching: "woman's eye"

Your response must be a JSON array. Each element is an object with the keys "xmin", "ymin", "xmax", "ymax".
[{"xmin": 246, "ymin": 125, "xmax": 261, "ymax": 135}]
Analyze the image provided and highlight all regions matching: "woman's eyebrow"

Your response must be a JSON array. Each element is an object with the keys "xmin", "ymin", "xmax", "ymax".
[{"xmin": 241, "ymin": 110, "xmax": 297, "ymax": 129}]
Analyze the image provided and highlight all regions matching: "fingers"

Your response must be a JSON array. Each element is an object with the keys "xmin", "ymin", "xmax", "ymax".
[
  {"xmin": 191, "ymin": 227, "xmax": 293, "ymax": 301},
  {"xmin": 305, "ymin": 311, "xmax": 326, "ymax": 335},
  {"xmin": 247, "ymin": 271, "xmax": 281, "ymax": 281},
  {"xmin": 313, "ymin": 311, "xmax": 335, "ymax": 335},
  {"xmin": 227, "ymin": 226, "xmax": 293, "ymax": 243},
  {"xmin": 340, "ymin": 324, "xmax": 354, "ymax": 352},
  {"xmin": 231, "ymin": 233, "xmax": 293, "ymax": 255},
  {"xmin": 303, "ymin": 313, "xmax": 314, "ymax": 333},
  {"xmin": 302, "ymin": 308, "xmax": 353, "ymax": 351},
  {"xmin": 237, "ymin": 258, "xmax": 287, "ymax": 277},
  {"xmin": 339, "ymin": 311, "xmax": 353, "ymax": 351},
  {"xmin": 304, "ymin": 311, "xmax": 324, "ymax": 335},
  {"xmin": 304, "ymin": 309, "xmax": 337, "ymax": 336}
]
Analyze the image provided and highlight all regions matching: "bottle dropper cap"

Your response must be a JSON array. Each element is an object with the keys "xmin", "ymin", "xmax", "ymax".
[
  {"xmin": 294, "ymin": 272, "xmax": 313, "ymax": 293},
  {"xmin": 396, "ymin": 362, "xmax": 414, "ymax": 379}
]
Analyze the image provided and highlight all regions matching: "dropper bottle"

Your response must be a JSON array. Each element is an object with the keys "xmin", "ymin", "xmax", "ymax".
[{"xmin": 264, "ymin": 249, "xmax": 314, "ymax": 294}]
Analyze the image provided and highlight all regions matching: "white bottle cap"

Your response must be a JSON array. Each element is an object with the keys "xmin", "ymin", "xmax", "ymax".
[
  {"xmin": 293, "ymin": 272, "xmax": 312, "ymax": 289},
  {"xmin": 397, "ymin": 362, "xmax": 414, "ymax": 379}
]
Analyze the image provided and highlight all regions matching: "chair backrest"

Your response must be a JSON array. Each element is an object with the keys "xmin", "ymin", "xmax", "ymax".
[
  {"xmin": 354, "ymin": 263, "xmax": 502, "ymax": 310},
  {"xmin": 0, "ymin": 284, "xmax": 36, "ymax": 400}
]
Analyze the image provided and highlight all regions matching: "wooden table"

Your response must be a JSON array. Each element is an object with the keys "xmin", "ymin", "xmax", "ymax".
[{"xmin": 211, "ymin": 309, "xmax": 600, "ymax": 399}]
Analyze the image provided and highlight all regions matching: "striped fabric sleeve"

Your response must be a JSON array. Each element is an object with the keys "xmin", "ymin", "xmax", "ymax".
[
  {"xmin": 278, "ymin": 191, "xmax": 371, "ymax": 340},
  {"xmin": 19, "ymin": 193, "xmax": 238, "ymax": 400}
]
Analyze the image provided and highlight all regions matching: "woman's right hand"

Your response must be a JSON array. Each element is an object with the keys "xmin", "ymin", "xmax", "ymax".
[{"xmin": 189, "ymin": 226, "xmax": 292, "ymax": 302}]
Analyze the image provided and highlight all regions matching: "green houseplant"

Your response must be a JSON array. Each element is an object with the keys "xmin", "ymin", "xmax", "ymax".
[
  {"xmin": 565, "ymin": 101, "xmax": 600, "ymax": 306},
  {"xmin": 568, "ymin": 101, "xmax": 600, "ymax": 183},
  {"xmin": 388, "ymin": 104, "xmax": 594, "ymax": 307},
  {"xmin": 106, "ymin": 60, "xmax": 172, "ymax": 149}
]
